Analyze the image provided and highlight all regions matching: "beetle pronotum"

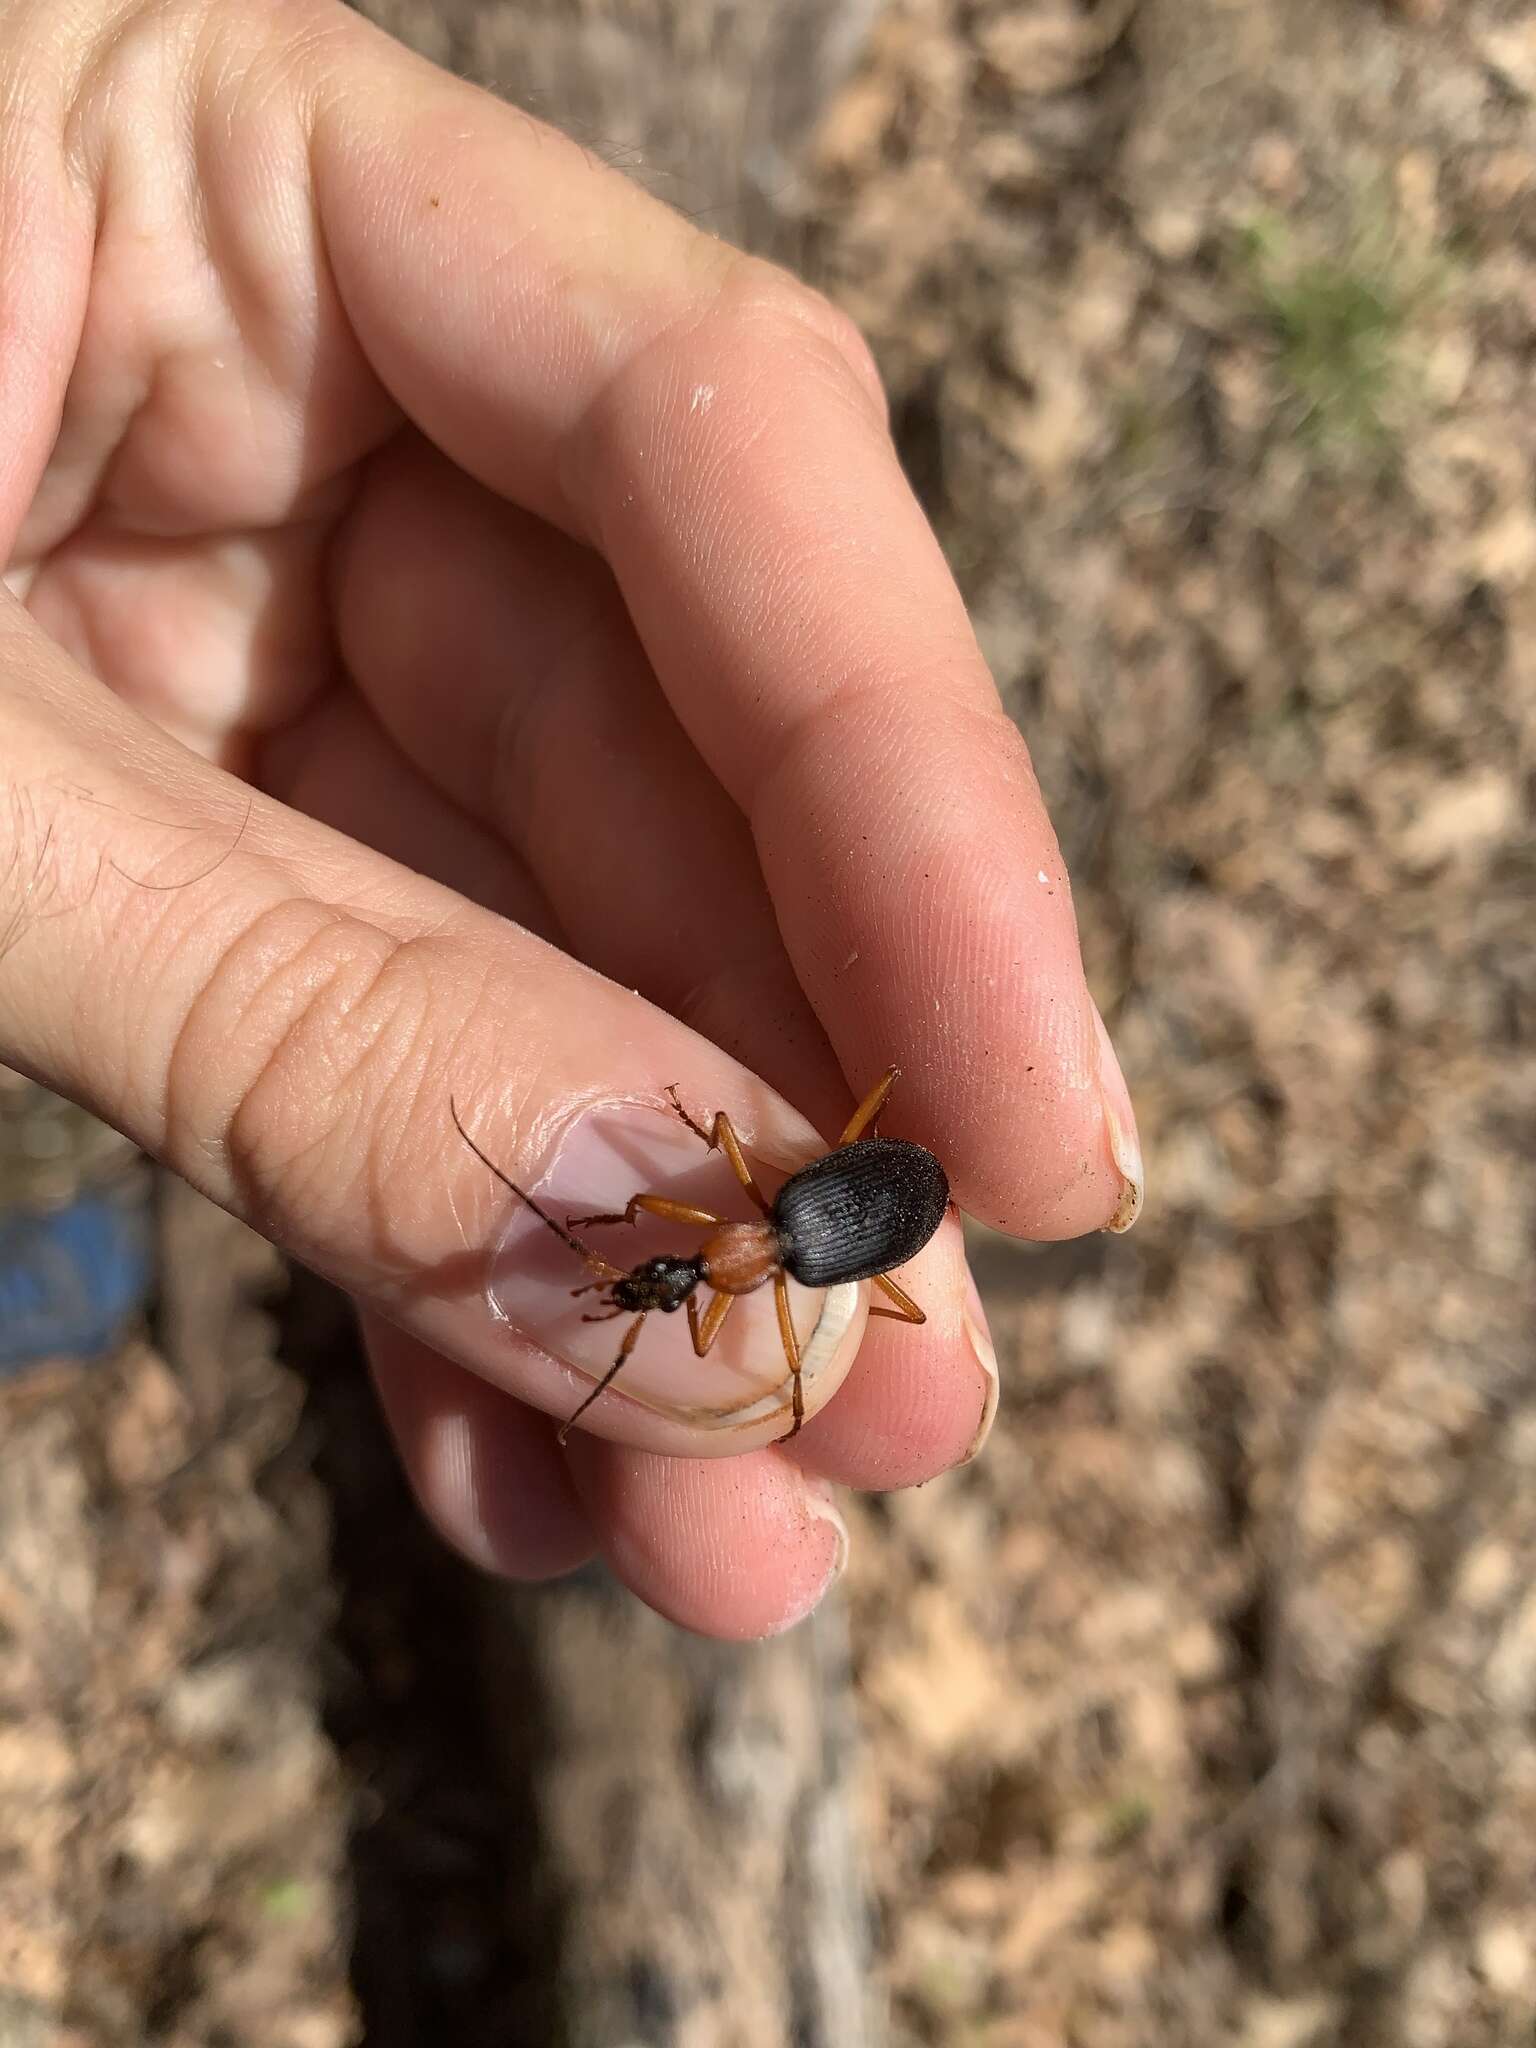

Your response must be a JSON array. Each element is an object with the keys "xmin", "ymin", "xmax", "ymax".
[{"xmin": 452, "ymin": 1068, "xmax": 951, "ymax": 1443}]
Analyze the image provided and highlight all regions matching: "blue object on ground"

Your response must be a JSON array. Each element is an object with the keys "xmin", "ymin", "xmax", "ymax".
[{"xmin": 0, "ymin": 1191, "xmax": 153, "ymax": 1376}]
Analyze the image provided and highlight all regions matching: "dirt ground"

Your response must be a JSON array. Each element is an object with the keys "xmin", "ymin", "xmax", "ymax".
[
  {"xmin": 1, "ymin": 2, "xmax": 1532, "ymax": 2044},
  {"xmin": 807, "ymin": 5, "xmax": 1535, "ymax": 2041}
]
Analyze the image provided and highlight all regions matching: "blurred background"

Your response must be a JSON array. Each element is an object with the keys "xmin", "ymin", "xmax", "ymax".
[{"xmin": 2, "ymin": 1, "xmax": 1533, "ymax": 2043}]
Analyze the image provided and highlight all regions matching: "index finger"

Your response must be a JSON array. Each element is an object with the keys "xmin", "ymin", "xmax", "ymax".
[{"xmin": 310, "ymin": 12, "xmax": 1141, "ymax": 1237}]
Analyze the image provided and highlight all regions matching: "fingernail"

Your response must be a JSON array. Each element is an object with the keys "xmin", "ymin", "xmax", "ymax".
[
  {"xmin": 762, "ymin": 1481, "xmax": 850, "ymax": 1636},
  {"xmin": 483, "ymin": 1101, "xmax": 863, "ymax": 1436},
  {"xmin": 1091, "ymin": 1002, "xmax": 1144, "ymax": 1233},
  {"xmin": 960, "ymin": 1264, "xmax": 1000, "ymax": 1463}
]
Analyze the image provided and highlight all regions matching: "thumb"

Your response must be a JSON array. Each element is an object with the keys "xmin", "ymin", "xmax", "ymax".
[{"xmin": 0, "ymin": 613, "xmax": 865, "ymax": 1452}]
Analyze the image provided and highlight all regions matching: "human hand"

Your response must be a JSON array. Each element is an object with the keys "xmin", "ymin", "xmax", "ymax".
[{"xmin": 0, "ymin": 0, "xmax": 1140, "ymax": 1637}]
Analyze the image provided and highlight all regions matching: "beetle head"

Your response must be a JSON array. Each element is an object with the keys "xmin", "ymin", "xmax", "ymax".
[{"xmin": 611, "ymin": 1255, "xmax": 703, "ymax": 1314}]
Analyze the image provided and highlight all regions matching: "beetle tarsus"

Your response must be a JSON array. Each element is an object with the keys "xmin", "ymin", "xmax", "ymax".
[
  {"xmin": 664, "ymin": 1084, "xmax": 714, "ymax": 1147},
  {"xmin": 666, "ymin": 1089, "xmax": 773, "ymax": 1216},
  {"xmin": 570, "ymin": 1192, "xmax": 728, "ymax": 1232}
]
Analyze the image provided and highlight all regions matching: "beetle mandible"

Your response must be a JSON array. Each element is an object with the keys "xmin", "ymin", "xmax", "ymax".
[{"xmin": 450, "ymin": 1067, "xmax": 951, "ymax": 1443}]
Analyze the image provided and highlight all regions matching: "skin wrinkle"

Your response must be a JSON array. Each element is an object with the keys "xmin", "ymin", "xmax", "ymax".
[
  {"xmin": 700, "ymin": 264, "xmax": 889, "ymax": 432},
  {"xmin": 747, "ymin": 672, "xmax": 1005, "ymax": 839},
  {"xmin": 617, "ymin": 366, "xmax": 947, "ymax": 607},
  {"xmin": 149, "ymin": 842, "xmax": 495, "ymax": 1186},
  {"xmin": 564, "ymin": 255, "xmax": 881, "ymax": 555},
  {"xmin": 219, "ymin": 917, "xmax": 490, "ymax": 1273},
  {"xmin": 318, "ymin": 932, "xmax": 457, "ymax": 1163},
  {"xmin": 51, "ymin": 3, "xmax": 182, "ymax": 191},
  {"xmin": 166, "ymin": 892, "xmax": 391, "ymax": 1200},
  {"xmin": 312, "ymin": 935, "xmax": 454, "ymax": 1232},
  {"xmin": 742, "ymin": 543, "xmax": 1000, "ymax": 814},
  {"xmin": 21, "ymin": 712, "xmax": 492, "ymax": 1166},
  {"xmin": 79, "ymin": 867, "xmax": 232, "ymax": 1134}
]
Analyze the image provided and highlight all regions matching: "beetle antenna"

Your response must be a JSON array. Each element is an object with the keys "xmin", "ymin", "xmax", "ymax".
[{"xmin": 450, "ymin": 1097, "xmax": 622, "ymax": 1278}]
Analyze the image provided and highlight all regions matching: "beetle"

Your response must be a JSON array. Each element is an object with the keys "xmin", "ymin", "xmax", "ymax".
[{"xmin": 450, "ymin": 1067, "xmax": 950, "ymax": 1444}]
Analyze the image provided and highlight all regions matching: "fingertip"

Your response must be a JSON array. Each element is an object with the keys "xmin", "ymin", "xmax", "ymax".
[
  {"xmin": 562, "ymin": 1439, "xmax": 848, "ymax": 1640},
  {"xmin": 749, "ymin": 713, "xmax": 1134, "ymax": 1242},
  {"xmin": 934, "ymin": 985, "xmax": 1137, "ymax": 1243},
  {"xmin": 786, "ymin": 1223, "xmax": 995, "ymax": 1490}
]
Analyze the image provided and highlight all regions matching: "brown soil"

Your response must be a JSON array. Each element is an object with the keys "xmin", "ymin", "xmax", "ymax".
[{"xmin": 809, "ymin": 3, "xmax": 1536, "ymax": 2041}]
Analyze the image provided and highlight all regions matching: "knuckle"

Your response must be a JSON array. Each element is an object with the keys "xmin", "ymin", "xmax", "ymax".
[
  {"xmin": 711, "ymin": 255, "xmax": 888, "ymax": 425},
  {"xmin": 167, "ymin": 896, "xmax": 449, "ymax": 1260},
  {"xmin": 565, "ymin": 253, "xmax": 889, "ymax": 521}
]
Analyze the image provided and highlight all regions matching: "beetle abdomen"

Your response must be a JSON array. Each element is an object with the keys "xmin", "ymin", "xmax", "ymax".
[{"xmin": 776, "ymin": 1137, "xmax": 950, "ymax": 1289}]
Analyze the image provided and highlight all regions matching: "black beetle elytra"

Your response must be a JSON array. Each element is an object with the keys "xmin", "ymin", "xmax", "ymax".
[{"xmin": 451, "ymin": 1068, "xmax": 951, "ymax": 1443}]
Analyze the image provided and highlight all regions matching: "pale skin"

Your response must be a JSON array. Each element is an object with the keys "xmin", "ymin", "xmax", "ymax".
[{"xmin": 0, "ymin": 0, "xmax": 1143, "ymax": 1639}]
